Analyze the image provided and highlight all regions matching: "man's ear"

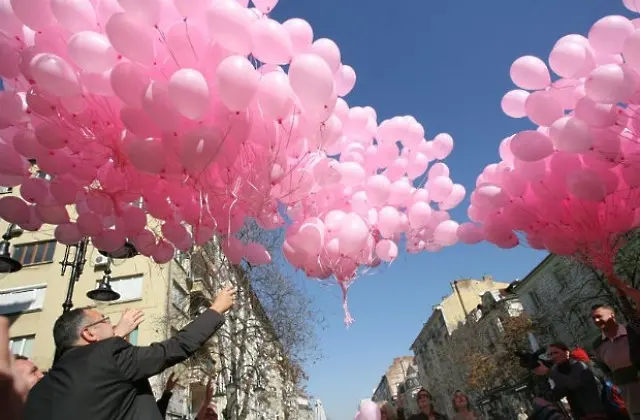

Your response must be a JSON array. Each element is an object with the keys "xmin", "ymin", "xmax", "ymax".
[{"xmin": 80, "ymin": 327, "xmax": 97, "ymax": 343}]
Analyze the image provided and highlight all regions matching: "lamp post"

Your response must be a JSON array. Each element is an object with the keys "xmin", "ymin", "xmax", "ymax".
[
  {"xmin": 0, "ymin": 224, "xmax": 23, "ymax": 274},
  {"xmin": 60, "ymin": 238, "xmax": 89, "ymax": 313},
  {"xmin": 86, "ymin": 257, "xmax": 120, "ymax": 302}
]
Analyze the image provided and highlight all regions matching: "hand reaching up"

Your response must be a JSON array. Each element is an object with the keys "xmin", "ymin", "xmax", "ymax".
[
  {"xmin": 210, "ymin": 286, "xmax": 237, "ymax": 314},
  {"xmin": 165, "ymin": 372, "xmax": 179, "ymax": 392},
  {"xmin": 0, "ymin": 317, "xmax": 28, "ymax": 420},
  {"xmin": 113, "ymin": 309, "xmax": 145, "ymax": 338}
]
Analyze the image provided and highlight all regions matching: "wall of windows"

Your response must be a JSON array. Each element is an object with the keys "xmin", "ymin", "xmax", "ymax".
[
  {"xmin": 0, "ymin": 285, "xmax": 47, "ymax": 315},
  {"xmin": 12, "ymin": 240, "xmax": 57, "ymax": 266}
]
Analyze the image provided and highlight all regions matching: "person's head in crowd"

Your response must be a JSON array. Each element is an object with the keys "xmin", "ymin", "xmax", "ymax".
[
  {"xmin": 204, "ymin": 405, "xmax": 218, "ymax": 420},
  {"xmin": 591, "ymin": 304, "xmax": 617, "ymax": 331},
  {"xmin": 416, "ymin": 388, "xmax": 435, "ymax": 414},
  {"xmin": 13, "ymin": 355, "xmax": 43, "ymax": 398},
  {"xmin": 53, "ymin": 308, "xmax": 115, "ymax": 352},
  {"xmin": 452, "ymin": 390, "xmax": 473, "ymax": 413},
  {"xmin": 547, "ymin": 342, "xmax": 571, "ymax": 365},
  {"xmin": 378, "ymin": 400, "xmax": 397, "ymax": 420}
]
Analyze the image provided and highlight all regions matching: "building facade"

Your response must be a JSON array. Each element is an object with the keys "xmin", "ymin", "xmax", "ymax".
[
  {"xmin": 1, "ymin": 185, "xmax": 309, "ymax": 420},
  {"xmin": 371, "ymin": 356, "xmax": 414, "ymax": 405},
  {"xmin": 409, "ymin": 276, "xmax": 509, "ymax": 412}
]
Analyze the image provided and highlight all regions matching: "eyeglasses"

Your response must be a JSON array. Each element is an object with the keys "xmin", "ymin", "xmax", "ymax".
[{"xmin": 84, "ymin": 316, "xmax": 111, "ymax": 329}]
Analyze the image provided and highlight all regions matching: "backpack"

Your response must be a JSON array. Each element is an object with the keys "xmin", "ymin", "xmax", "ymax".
[{"xmin": 599, "ymin": 379, "xmax": 630, "ymax": 420}]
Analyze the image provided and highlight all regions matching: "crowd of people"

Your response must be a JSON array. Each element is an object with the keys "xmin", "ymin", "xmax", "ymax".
[
  {"xmin": 1, "ymin": 285, "xmax": 237, "ymax": 420},
  {"xmin": 363, "ymin": 282, "xmax": 640, "ymax": 420}
]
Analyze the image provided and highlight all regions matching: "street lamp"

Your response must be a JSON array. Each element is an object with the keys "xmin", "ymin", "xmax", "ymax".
[
  {"xmin": 0, "ymin": 224, "xmax": 23, "ymax": 274},
  {"xmin": 86, "ymin": 257, "xmax": 120, "ymax": 302},
  {"xmin": 98, "ymin": 241, "xmax": 138, "ymax": 259}
]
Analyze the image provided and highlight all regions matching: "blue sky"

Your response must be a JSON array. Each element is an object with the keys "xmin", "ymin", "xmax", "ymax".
[{"xmin": 270, "ymin": 1, "xmax": 636, "ymax": 419}]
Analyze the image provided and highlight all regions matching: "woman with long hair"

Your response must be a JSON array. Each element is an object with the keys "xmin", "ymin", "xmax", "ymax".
[
  {"xmin": 451, "ymin": 390, "xmax": 482, "ymax": 420},
  {"xmin": 379, "ymin": 401, "xmax": 398, "ymax": 420}
]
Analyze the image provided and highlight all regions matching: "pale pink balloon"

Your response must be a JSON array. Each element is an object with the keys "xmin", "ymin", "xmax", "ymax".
[
  {"xmin": 335, "ymin": 65, "xmax": 356, "ymax": 97},
  {"xmin": 440, "ymin": 184, "xmax": 466, "ymax": 210},
  {"xmin": 408, "ymin": 201, "xmax": 431, "ymax": 228},
  {"xmin": 257, "ymin": 71, "xmax": 294, "ymax": 120},
  {"xmin": 336, "ymin": 213, "xmax": 368, "ymax": 256},
  {"xmin": 549, "ymin": 41, "xmax": 594, "ymax": 78},
  {"xmin": 250, "ymin": 18, "xmax": 292, "ymax": 65},
  {"xmin": 0, "ymin": 195, "xmax": 30, "ymax": 224},
  {"xmin": 548, "ymin": 78, "xmax": 584, "ymax": 110},
  {"xmin": 10, "ymin": 0, "xmax": 55, "ymax": 30},
  {"xmin": 142, "ymin": 81, "xmax": 181, "ymax": 130},
  {"xmin": 0, "ymin": 0, "xmax": 23, "ymax": 37},
  {"xmin": 365, "ymin": 174, "xmax": 391, "ymax": 207},
  {"xmin": 338, "ymin": 161, "xmax": 365, "ymax": 187},
  {"xmin": 428, "ymin": 176, "xmax": 453, "ymax": 202},
  {"xmin": 588, "ymin": 15, "xmax": 635, "ymax": 55},
  {"xmin": 180, "ymin": 126, "xmax": 224, "ymax": 174},
  {"xmin": 432, "ymin": 133, "xmax": 454, "ymax": 160},
  {"xmin": 622, "ymin": 30, "xmax": 640, "ymax": 73},
  {"xmin": 310, "ymin": 38, "xmax": 341, "ymax": 73},
  {"xmin": 624, "ymin": 0, "xmax": 640, "ymax": 12},
  {"xmin": 407, "ymin": 152, "xmax": 429, "ymax": 179},
  {"xmin": 457, "ymin": 222, "xmax": 484, "ymax": 244},
  {"xmin": 428, "ymin": 162, "xmax": 449, "ymax": 179},
  {"xmin": 388, "ymin": 178, "xmax": 412, "ymax": 207},
  {"xmin": 501, "ymin": 90, "xmax": 529, "ymax": 118},
  {"xmin": 173, "ymin": 0, "xmax": 209, "ymax": 17},
  {"xmin": 68, "ymin": 31, "xmax": 118, "ymax": 72},
  {"xmin": 117, "ymin": 0, "xmax": 163, "ymax": 25},
  {"xmin": 377, "ymin": 207, "xmax": 399, "ymax": 238},
  {"xmin": 13, "ymin": 129, "xmax": 46, "ymax": 160},
  {"xmin": 375, "ymin": 239, "xmax": 398, "ymax": 262},
  {"xmin": 585, "ymin": 64, "xmax": 636, "ymax": 104},
  {"xmin": 127, "ymin": 137, "xmax": 166, "ymax": 173},
  {"xmin": 216, "ymin": 55, "xmax": 260, "ymax": 112},
  {"xmin": 499, "ymin": 136, "xmax": 514, "ymax": 164},
  {"xmin": 51, "ymin": 0, "xmax": 97, "ymax": 31},
  {"xmin": 30, "ymin": 53, "xmax": 81, "ymax": 97},
  {"xmin": 510, "ymin": 56, "xmax": 551, "ymax": 90},
  {"xmin": 55, "ymin": 223, "xmax": 83, "ymax": 245},
  {"xmin": 574, "ymin": 97, "xmax": 616, "ymax": 128},
  {"xmin": 106, "ymin": 13, "xmax": 155, "ymax": 66},
  {"xmin": 0, "ymin": 91, "xmax": 26, "ymax": 125},
  {"xmin": 0, "ymin": 143, "xmax": 29, "ymax": 177},
  {"xmin": 283, "ymin": 18, "xmax": 313, "ymax": 56},
  {"xmin": 110, "ymin": 62, "xmax": 150, "ymax": 109},
  {"xmin": 509, "ymin": 130, "xmax": 554, "ymax": 162},
  {"xmin": 567, "ymin": 169, "xmax": 606, "ymax": 202},
  {"xmin": 524, "ymin": 91, "xmax": 563, "ymax": 126},
  {"xmin": 168, "ymin": 68, "xmax": 211, "ymax": 120},
  {"xmin": 207, "ymin": 0, "xmax": 253, "ymax": 55},
  {"xmin": 434, "ymin": 220, "xmax": 459, "ymax": 247},
  {"xmin": 0, "ymin": 44, "xmax": 21, "ymax": 79},
  {"xmin": 252, "ymin": 0, "xmax": 278, "ymax": 13},
  {"xmin": 288, "ymin": 53, "xmax": 334, "ymax": 114}
]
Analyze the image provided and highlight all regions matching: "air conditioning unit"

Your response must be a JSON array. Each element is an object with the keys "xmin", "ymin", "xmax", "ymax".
[{"xmin": 94, "ymin": 255, "xmax": 109, "ymax": 267}]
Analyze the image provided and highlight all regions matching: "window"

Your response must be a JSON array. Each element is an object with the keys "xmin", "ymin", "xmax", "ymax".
[
  {"xmin": 110, "ymin": 275, "xmax": 143, "ymax": 302},
  {"xmin": 0, "ymin": 186, "xmax": 12, "ymax": 194},
  {"xmin": 10, "ymin": 335, "xmax": 35, "ymax": 357},
  {"xmin": 35, "ymin": 171, "xmax": 51, "ymax": 180},
  {"xmin": 171, "ymin": 282, "xmax": 188, "ymax": 311},
  {"xmin": 12, "ymin": 241, "xmax": 56, "ymax": 266},
  {"xmin": 127, "ymin": 327, "xmax": 139, "ymax": 345},
  {"xmin": 0, "ymin": 285, "xmax": 47, "ymax": 315}
]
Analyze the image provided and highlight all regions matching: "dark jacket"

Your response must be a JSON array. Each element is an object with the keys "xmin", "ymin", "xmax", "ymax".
[
  {"xmin": 398, "ymin": 408, "xmax": 449, "ymax": 420},
  {"xmin": 548, "ymin": 360, "xmax": 606, "ymax": 420},
  {"xmin": 24, "ymin": 309, "xmax": 224, "ymax": 420},
  {"xmin": 527, "ymin": 404, "xmax": 568, "ymax": 420}
]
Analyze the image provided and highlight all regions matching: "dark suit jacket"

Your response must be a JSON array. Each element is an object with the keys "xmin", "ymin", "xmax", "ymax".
[{"xmin": 24, "ymin": 309, "xmax": 224, "ymax": 420}]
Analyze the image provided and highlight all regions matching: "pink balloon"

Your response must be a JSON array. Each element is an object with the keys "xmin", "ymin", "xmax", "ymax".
[
  {"xmin": 501, "ymin": 90, "xmax": 529, "ymax": 118},
  {"xmin": 510, "ymin": 55, "xmax": 551, "ymax": 90},
  {"xmin": 432, "ymin": 133, "xmax": 454, "ymax": 160},
  {"xmin": 338, "ymin": 162, "xmax": 365, "ymax": 187},
  {"xmin": 440, "ymin": 183, "xmax": 466, "ymax": 210},
  {"xmin": 377, "ymin": 206, "xmax": 400, "ymax": 238},
  {"xmin": 525, "ymin": 91, "xmax": 563, "ymax": 126},
  {"xmin": 127, "ymin": 137, "xmax": 166, "ymax": 174},
  {"xmin": 105, "ymin": 13, "xmax": 155, "ymax": 66},
  {"xmin": 549, "ymin": 41, "xmax": 594, "ymax": 78},
  {"xmin": 623, "ymin": 30, "xmax": 640, "ymax": 73},
  {"xmin": 68, "ymin": 31, "xmax": 118, "ymax": 72},
  {"xmin": 588, "ymin": 15, "xmax": 635, "ymax": 55},
  {"xmin": 365, "ymin": 174, "xmax": 391, "ymax": 207},
  {"xmin": 168, "ymin": 68, "xmax": 211, "ymax": 120},
  {"xmin": 216, "ymin": 55, "xmax": 260, "ymax": 112},
  {"xmin": 55, "ymin": 223, "xmax": 83, "ymax": 245},
  {"xmin": 252, "ymin": 0, "xmax": 278, "ymax": 13},
  {"xmin": 567, "ymin": 169, "xmax": 606, "ymax": 202},
  {"xmin": 244, "ymin": 242, "xmax": 272, "ymax": 265},
  {"xmin": 30, "ymin": 53, "xmax": 81, "ymax": 97},
  {"xmin": 375, "ymin": 239, "xmax": 398, "ymax": 262},
  {"xmin": 457, "ymin": 222, "xmax": 484, "ymax": 244},
  {"xmin": 0, "ymin": 195, "xmax": 30, "ymax": 224},
  {"xmin": 310, "ymin": 38, "xmax": 341, "ymax": 73},
  {"xmin": 35, "ymin": 203, "xmax": 69, "ymax": 224},
  {"xmin": 77, "ymin": 212, "xmax": 104, "ymax": 236},
  {"xmin": 250, "ymin": 18, "xmax": 292, "ymax": 65},
  {"xmin": 51, "ymin": 0, "xmax": 97, "ymax": 31},
  {"xmin": 117, "ymin": 0, "xmax": 163, "ymax": 25},
  {"xmin": 336, "ymin": 213, "xmax": 368, "ymax": 256},
  {"xmin": 408, "ymin": 201, "xmax": 431, "ymax": 228},
  {"xmin": 207, "ymin": 0, "xmax": 252, "ymax": 55},
  {"xmin": 257, "ymin": 71, "xmax": 294, "ymax": 120},
  {"xmin": 10, "ymin": 0, "xmax": 55, "ymax": 30},
  {"xmin": 152, "ymin": 240, "xmax": 175, "ymax": 264},
  {"xmin": 283, "ymin": 18, "xmax": 313, "ymax": 55},
  {"xmin": 335, "ymin": 65, "xmax": 356, "ymax": 97},
  {"xmin": 289, "ymin": 54, "xmax": 334, "ymax": 116},
  {"xmin": 509, "ymin": 130, "xmax": 554, "ymax": 162},
  {"xmin": 428, "ymin": 176, "xmax": 453, "ymax": 202},
  {"xmin": 549, "ymin": 117, "xmax": 593, "ymax": 153},
  {"xmin": 574, "ymin": 97, "xmax": 616, "ymax": 128},
  {"xmin": 131, "ymin": 229, "xmax": 157, "ymax": 256},
  {"xmin": 434, "ymin": 220, "xmax": 459, "ymax": 247},
  {"xmin": 110, "ymin": 61, "xmax": 150, "ymax": 108},
  {"xmin": 585, "ymin": 64, "xmax": 636, "ymax": 103}
]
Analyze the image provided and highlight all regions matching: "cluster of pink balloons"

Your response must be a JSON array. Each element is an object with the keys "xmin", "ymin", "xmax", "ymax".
[
  {"xmin": 464, "ymin": 8, "xmax": 640, "ymax": 274},
  {"xmin": 0, "ymin": 0, "xmax": 464, "ymax": 315},
  {"xmin": 354, "ymin": 400, "xmax": 380, "ymax": 420}
]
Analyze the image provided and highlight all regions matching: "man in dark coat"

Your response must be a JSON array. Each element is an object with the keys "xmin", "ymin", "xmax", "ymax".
[{"xmin": 23, "ymin": 285, "xmax": 236, "ymax": 420}]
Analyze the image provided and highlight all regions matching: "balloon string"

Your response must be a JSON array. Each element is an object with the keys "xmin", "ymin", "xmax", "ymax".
[{"xmin": 340, "ymin": 281, "xmax": 354, "ymax": 327}]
